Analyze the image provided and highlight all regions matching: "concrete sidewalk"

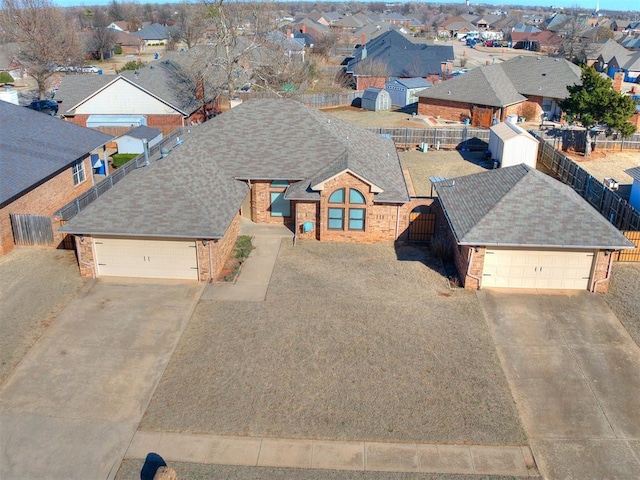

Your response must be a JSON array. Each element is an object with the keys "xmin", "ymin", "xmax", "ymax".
[
  {"xmin": 0, "ymin": 279, "xmax": 204, "ymax": 480},
  {"xmin": 478, "ymin": 290, "xmax": 640, "ymax": 480},
  {"xmin": 202, "ymin": 219, "xmax": 293, "ymax": 302},
  {"xmin": 126, "ymin": 431, "xmax": 536, "ymax": 476}
]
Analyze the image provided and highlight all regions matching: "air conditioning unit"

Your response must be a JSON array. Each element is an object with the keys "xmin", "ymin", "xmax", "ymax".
[{"xmin": 603, "ymin": 177, "xmax": 619, "ymax": 190}]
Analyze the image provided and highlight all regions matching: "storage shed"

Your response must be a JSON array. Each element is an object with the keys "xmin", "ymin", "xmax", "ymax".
[
  {"xmin": 488, "ymin": 121, "xmax": 539, "ymax": 168},
  {"xmin": 384, "ymin": 77, "xmax": 432, "ymax": 107},
  {"xmin": 114, "ymin": 125, "xmax": 162, "ymax": 154},
  {"xmin": 361, "ymin": 88, "xmax": 392, "ymax": 111}
]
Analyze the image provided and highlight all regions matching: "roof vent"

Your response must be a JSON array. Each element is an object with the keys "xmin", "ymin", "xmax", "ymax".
[{"xmin": 447, "ymin": 91, "xmax": 451, "ymax": 95}]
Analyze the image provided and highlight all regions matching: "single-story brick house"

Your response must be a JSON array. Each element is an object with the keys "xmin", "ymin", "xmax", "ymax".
[
  {"xmin": 418, "ymin": 56, "xmax": 582, "ymax": 126},
  {"xmin": 433, "ymin": 164, "xmax": 635, "ymax": 293},
  {"xmin": 59, "ymin": 99, "xmax": 434, "ymax": 281},
  {"xmin": 0, "ymin": 100, "xmax": 112, "ymax": 255}
]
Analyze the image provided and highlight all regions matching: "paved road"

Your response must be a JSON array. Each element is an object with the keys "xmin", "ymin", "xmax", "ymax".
[
  {"xmin": 0, "ymin": 279, "xmax": 204, "ymax": 480},
  {"xmin": 477, "ymin": 290, "xmax": 640, "ymax": 479}
]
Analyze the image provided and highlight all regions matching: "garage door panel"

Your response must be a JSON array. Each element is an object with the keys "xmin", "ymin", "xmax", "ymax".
[
  {"xmin": 94, "ymin": 238, "xmax": 198, "ymax": 280},
  {"xmin": 482, "ymin": 249, "xmax": 594, "ymax": 290}
]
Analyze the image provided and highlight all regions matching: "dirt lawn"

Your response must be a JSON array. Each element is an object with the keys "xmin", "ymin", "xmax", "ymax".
[
  {"xmin": 563, "ymin": 150, "xmax": 640, "ymax": 199},
  {"xmin": 140, "ymin": 241, "xmax": 525, "ymax": 445},
  {"xmin": 0, "ymin": 247, "xmax": 86, "ymax": 385},
  {"xmin": 604, "ymin": 262, "xmax": 640, "ymax": 348}
]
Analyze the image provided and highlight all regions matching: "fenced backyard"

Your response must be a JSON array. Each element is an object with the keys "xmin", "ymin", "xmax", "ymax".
[
  {"xmin": 366, "ymin": 126, "xmax": 490, "ymax": 151},
  {"xmin": 535, "ymin": 128, "xmax": 640, "ymax": 153},
  {"xmin": 231, "ymin": 90, "xmax": 364, "ymax": 109},
  {"xmin": 532, "ymin": 131, "xmax": 640, "ymax": 233}
]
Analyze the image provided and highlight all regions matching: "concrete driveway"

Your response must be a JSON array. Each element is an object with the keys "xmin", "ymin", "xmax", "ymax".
[
  {"xmin": 0, "ymin": 278, "xmax": 204, "ymax": 480},
  {"xmin": 477, "ymin": 290, "xmax": 640, "ymax": 479}
]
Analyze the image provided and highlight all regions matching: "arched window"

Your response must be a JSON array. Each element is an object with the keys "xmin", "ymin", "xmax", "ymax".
[{"xmin": 327, "ymin": 188, "xmax": 366, "ymax": 231}]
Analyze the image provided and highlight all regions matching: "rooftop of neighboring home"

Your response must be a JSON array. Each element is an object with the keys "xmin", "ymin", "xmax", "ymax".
[
  {"xmin": 59, "ymin": 99, "xmax": 409, "ymax": 239},
  {"xmin": 0, "ymin": 100, "xmax": 112, "ymax": 206}
]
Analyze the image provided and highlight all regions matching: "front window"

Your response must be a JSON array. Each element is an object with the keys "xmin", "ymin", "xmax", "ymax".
[
  {"xmin": 327, "ymin": 188, "xmax": 366, "ymax": 231},
  {"xmin": 269, "ymin": 180, "xmax": 290, "ymax": 217},
  {"xmin": 72, "ymin": 160, "xmax": 85, "ymax": 185}
]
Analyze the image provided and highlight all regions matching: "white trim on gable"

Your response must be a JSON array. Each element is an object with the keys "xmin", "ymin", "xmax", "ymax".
[{"xmin": 311, "ymin": 168, "xmax": 383, "ymax": 193}]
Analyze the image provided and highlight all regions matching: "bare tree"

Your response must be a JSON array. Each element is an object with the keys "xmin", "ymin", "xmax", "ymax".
[
  {"xmin": 89, "ymin": 27, "xmax": 116, "ymax": 61},
  {"xmin": 0, "ymin": 0, "xmax": 84, "ymax": 98},
  {"xmin": 174, "ymin": 1, "xmax": 208, "ymax": 49}
]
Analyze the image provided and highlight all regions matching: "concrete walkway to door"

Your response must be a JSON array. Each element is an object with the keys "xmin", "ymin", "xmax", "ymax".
[
  {"xmin": 0, "ymin": 279, "xmax": 204, "ymax": 480},
  {"xmin": 477, "ymin": 290, "xmax": 640, "ymax": 479},
  {"xmin": 202, "ymin": 219, "xmax": 293, "ymax": 302}
]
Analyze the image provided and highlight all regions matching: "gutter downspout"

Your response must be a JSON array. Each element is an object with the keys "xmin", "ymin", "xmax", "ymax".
[
  {"xmin": 466, "ymin": 247, "xmax": 482, "ymax": 289},
  {"xmin": 591, "ymin": 251, "xmax": 613, "ymax": 293},
  {"xmin": 208, "ymin": 241, "xmax": 214, "ymax": 283},
  {"xmin": 395, "ymin": 205, "xmax": 401, "ymax": 240}
]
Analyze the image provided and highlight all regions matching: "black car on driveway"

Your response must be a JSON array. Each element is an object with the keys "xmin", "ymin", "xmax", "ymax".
[{"xmin": 26, "ymin": 99, "xmax": 59, "ymax": 115}]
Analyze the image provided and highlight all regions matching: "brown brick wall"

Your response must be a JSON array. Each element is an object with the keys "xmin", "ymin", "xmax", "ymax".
[
  {"xmin": 251, "ymin": 181, "xmax": 293, "ymax": 225},
  {"xmin": 356, "ymin": 76, "xmax": 386, "ymax": 91},
  {"xmin": 519, "ymin": 97, "xmax": 544, "ymax": 121},
  {"xmin": 0, "ymin": 156, "xmax": 94, "ymax": 255},
  {"xmin": 417, "ymin": 98, "xmax": 472, "ymax": 122},
  {"xmin": 64, "ymin": 114, "xmax": 183, "ymax": 136},
  {"xmin": 196, "ymin": 213, "xmax": 240, "ymax": 281},
  {"xmin": 591, "ymin": 250, "xmax": 613, "ymax": 293},
  {"xmin": 396, "ymin": 198, "xmax": 436, "ymax": 242},
  {"xmin": 76, "ymin": 235, "xmax": 96, "ymax": 278},
  {"xmin": 294, "ymin": 201, "xmax": 319, "ymax": 240}
]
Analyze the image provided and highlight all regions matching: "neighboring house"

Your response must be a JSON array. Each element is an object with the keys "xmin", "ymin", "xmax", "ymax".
[
  {"xmin": 346, "ymin": 30, "xmax": 454, "ymax": 90},
  {"xmin": 59, "ymin": 99, "xmax": 438, "ymax": 282},
  {"xmin": 107, "ymin": 21, "xmax": 129, "ymax": 33},
  {"xmin": 437, "ymin": 17, "xmax": 477, "ymax": 38},
  {"xmin": 488, "ymin": 121, "xmax": 539, "ymax": 168},
  {"xmin": 621, "ymin": 34, "xmax": 640, "ymax": 50},
  {"xmin": 509, "ymin": 30, "xmax": 563, "ymax": 54},
  {"xmin": 607, "ymin": 52, "xmax": 640, "ymax": 83},
  {"xmin": 433, "ymin": 164, "xmax": 634, "ymax": 293},
  {"xmin": 112, "ymin": 30, "xmax": 145, "ymax": 55},
  {"xmin": 418, "ymin": 56, "xmax": 582, "ymax": 126},
  {"xmin": 361, "ymin": 87, "xmax": 391, "ymax": 111},
  {"xmin": 384, "ymin": 77, "xmax": 432, "ymax": 107},
  {"xmin": 0, "ymin": 43, "xmax": 26, "ymax": 81},
  {"xmin": 582, "ymin": 38, "xmax": 630, "ymax": 69},
  {"xmin": 114, "ymin": 125, "xmax": 162, "ymax": 154},
  {"xmin": 130, "ymin": 23, "xmax": 173, "ymax": 45},
  {"xmin": 626, "ymin": 167, "xmax": 640, "ymax": 211},
  {"xmin": 55, "ymin": 56, "xmax": 209, "ymax": 135},
  {"xmin": 0, "ymin": 100, "xmax": 112, "ymax": 255}
]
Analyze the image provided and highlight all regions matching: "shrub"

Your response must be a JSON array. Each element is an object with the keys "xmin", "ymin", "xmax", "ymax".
[
  {"xmin": 233, "ymin": 235, "xmax": 253, "ymax": 260},
  {"xmin": 0, "ymin": 72, "xmax": 15, "ymax": 83},
  {"xmin": 114, "ymin": 45, "xmax": 122, "ymax": 55},
  {"xmin": 430, "ymin": 231, "xmax": 453, "ymax": 261},
  {"xmin": 116, "ymin": 60, "xmax": 145, "ymax": 73}
]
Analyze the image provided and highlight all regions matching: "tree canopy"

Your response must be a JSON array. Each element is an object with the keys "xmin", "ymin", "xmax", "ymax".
[{"xmin": 560, "ymin": 66, "xmax": 636, "ymax": 141}]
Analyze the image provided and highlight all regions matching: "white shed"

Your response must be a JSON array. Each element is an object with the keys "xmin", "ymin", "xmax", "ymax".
[
  {"xmin": 488, "ymin": 121, "xmax": 539, "ymax": 168},
  {"xmin": 361, "ymin": 88, "xmax": 392, "ymax": 111},
  {"xmin": 115, "ymin": 125, "xmax": 163, "ymax": 154}
]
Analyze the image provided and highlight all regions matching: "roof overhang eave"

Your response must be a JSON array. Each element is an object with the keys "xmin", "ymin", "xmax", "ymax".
[
  {"xmin": 456, "ymin": 241, "xmax": 636, "ymax": 250},
  {"xmin": 56, "ymin": 229, "xmax": 224, "ymax": 240}
]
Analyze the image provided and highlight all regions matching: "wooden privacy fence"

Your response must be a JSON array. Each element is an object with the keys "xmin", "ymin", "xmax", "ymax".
[
  {"xmin": 57, "ymin": 127, "xmax": 191, "ymax": 221},
  {"xmin": 232, "ymin": 90, "xmax": 364, "ymax": 109},
  {"xmin": 11, "ymin": 214, "xmax": 54, "ymax": 246},
  {"xmin": 366, "ymin": 126, "xmax": 490, "ymax": 151},
  {"xmin": 533, "ymin": 129, "xmax": 640, "ymax": 152},
  {"xmin": 613, "ymin": 231, "xmax": 640, "ymax": 262},
  {"xmin": 532, "ymin": 131, "xmax": 640, "ymax": 232}
]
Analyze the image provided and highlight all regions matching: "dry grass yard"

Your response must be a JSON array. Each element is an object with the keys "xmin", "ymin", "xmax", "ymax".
[
  {"xmin": 140, "ymin": 241, "xmax": 525, "ymax": 446},
  {"xmin": 605, "ymin": 263, "xmax": 640, "ymax": 347}
]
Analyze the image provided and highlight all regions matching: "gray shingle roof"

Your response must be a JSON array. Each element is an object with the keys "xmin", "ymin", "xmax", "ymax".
[
  {"xmin": 59, "ymin": 99, "xmax": 409, "ymax": 238},
  {"xmin": 418, "ymin": 64, "xmax": 526, "ymax": 107},
  {"xmin": 55, "ymin": 75, "xmax": 116, "ymax": 114},
  {"xmin": 434, "ymin": 164, "xmax": 634, "ymax": 249},
  {"xmin": 130, "ymin": 23, "xmax": 172, "ymax": 41},
  {"xmin": 499, "ymin": 56, "xmax": 582, "ymax": 99},
  {"xmin": 625, "ymin": 166, "xmax": 640, "ymax": 182},
  {"xmin": 122, "ymin": 125, "xmax": 162, "ymax": 140},
  {"xmin": 0, "ymin": 101, "xmax": 113, "ymax": 207}
]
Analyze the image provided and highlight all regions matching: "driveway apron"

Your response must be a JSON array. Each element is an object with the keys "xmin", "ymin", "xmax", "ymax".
[
  {"xmin": 0, "ymin": 278, "xmax": 204, "ymax": 480},
  {"xmin": 477, "ymin": 290, "xmax": 640, "ymax": 479}
]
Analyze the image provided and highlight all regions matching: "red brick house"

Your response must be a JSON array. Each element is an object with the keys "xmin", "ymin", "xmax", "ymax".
[
  {"xmin": 59, "ymin": 99, "xmax": 434, "ymax": 281},
  {"xmin": 418, "ymin": 56, "xmax": 583, "ymax": 126},
  {"xmin": 0, "ymin": 101, "xmax": 112, "ymax": 255},
  {"xmin": 433, "ymin": 165, "xmax": 634, "ymax": 293},
  {"xmin": 55, "ymin": 56, "xmax": 212, "ymax": 136}
]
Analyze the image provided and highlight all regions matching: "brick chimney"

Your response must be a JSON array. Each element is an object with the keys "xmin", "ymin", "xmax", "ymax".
[
  {"xmin": 286, "ymin": 29, "xmax": 291, "ymax": 38},
  {"xmin": 361, "ymin": 34, "xmax": 366, "ymax": 46},
  {"xmin": 301, "ymin": 24, "xmax": 306, "ymax": 34},
  {"xmin": 613, "ymin": 71, "xmax": 624, "ymax": 92}
]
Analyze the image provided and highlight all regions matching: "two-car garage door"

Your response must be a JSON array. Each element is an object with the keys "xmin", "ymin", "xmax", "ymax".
[
  {"xmin": 94, "ymin": 237, "xmax": 199, "ymax": 280},
  {"xmin": 482, "ymin": 249, "xmax": 595, "ymax": 290}
]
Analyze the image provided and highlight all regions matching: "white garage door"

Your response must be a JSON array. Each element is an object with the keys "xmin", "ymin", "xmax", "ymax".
[
  {"xmin": 482, "ymin": 249, "xmax": 595, "ymax": 290},
  {"xmin": 94, "ymin": 237, "xmax": 198, "ymax": 280}
]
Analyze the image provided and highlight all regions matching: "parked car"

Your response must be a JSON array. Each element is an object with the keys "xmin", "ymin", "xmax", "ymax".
[
  {"xmin": 81, "ymin": 65, "xmax": 100, "ymax": 73},
  {"xmin": 26, "ymin": 99, "xmax": 58, "ymax": 115}
]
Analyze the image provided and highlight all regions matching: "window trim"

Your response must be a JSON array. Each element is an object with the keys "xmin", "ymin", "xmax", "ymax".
[
  {"xmin": 326, "ymin": 187, "xmax": 366, "ymax": 232},
  {"xmin": 328, "ymin": 207, "xmax": 344, "ymax": 230},
  {"xmin": 72, "ymin": 160, "xmax": 86, "ymax": 186}
]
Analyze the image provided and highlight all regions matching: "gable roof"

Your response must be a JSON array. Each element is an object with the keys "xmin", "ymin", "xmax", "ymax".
[
  {"xmin": 59, "ymin": 99, "xmax": 409, "ymax": 239},
  {"xmin": 130, "ymin": 23, "xmax": 172, "ymax": 41},
  {"xmin": 347, "ymin": 30, "xmax": 453, "ymax": 77},
  {"xmin": 386, "ymin": 77, "xmax": 432, "ymax": 89},
  {"xmin": 55, "ymin": 56, "xmax": 204, "ymax": 116},
  {"xmin": 490, "ymin": 121, "xmax": 537, "ymax": 143},
  {"xmin": 499, "ymin": 56, "xmax": 582, "ymax": 99},
  {"xmin": 625, "ymin": 166, "xmax": 640, "ymax": 182},
  {"xmin": 0, "ymin": 100, "xmax": 112, "ymax": 207},
  {"xmin": 418, "ymin": 64, "xmax": 526, "ymax": 107},
  {"xmin": 434, "ymin": 164, "xmax": 634, "ymax": 249}
]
